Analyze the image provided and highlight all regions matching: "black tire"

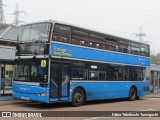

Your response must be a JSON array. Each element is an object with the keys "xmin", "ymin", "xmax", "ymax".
[
  {"xmin": 129, "ymin": 87, "xmax": 137, "ymax": 101},
  {"xmin": 136, "ymin": 96, "xmax": 140, "ymax": 100},
  {"xmin": 72, "ymin": 88, "xmax": 85, "ymax": 107}
]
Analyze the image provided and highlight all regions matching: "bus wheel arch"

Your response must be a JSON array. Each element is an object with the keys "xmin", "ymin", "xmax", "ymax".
[
  {"xmin": 129, "ymin": 86, "xmax": 138, "ymax": 101},
  {"xmin": 72, "ymin": 87, "xmax": 86, "ymax": 107}
]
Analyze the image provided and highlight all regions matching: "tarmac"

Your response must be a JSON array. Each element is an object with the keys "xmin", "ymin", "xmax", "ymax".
[
  {"xmin": 0, "ymin": 92, "xmax": 160, "ymax": 101},
  {"xmin": 146, "ymin": 92, "xmax": 160, "ymax": 98},
  {"xmin": 0, "ymin": 96, "xmax": 13, "ymax": 101}
]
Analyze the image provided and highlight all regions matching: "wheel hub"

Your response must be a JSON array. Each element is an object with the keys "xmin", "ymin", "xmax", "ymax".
[{"xmin": 74, "ymin": 93, "xmax": 82, "ymax": 103}]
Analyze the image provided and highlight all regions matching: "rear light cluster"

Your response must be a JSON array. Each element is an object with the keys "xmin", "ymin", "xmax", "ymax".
[{"xmin": 143, "ymin": 86, "xmax": 149, "ymax": 92}]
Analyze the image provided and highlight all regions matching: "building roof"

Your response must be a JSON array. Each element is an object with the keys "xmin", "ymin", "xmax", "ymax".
[
  {"xmin": 150, "ymin": 64, "xmax": 160, "ymax": 71},
  {"xmin": 0, "ymin": 26, "xmax": 18, "ymax": 43},
  {"xmin": 0, "ymin": 46, "xmax": 16, "ymax": 61},
  {"xmin": 0, "ymin": 28, "xmax": 6, "ymax": 35}
]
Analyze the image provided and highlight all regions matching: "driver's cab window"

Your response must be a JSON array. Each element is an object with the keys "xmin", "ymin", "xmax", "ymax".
[{"xmin": 31, "ymin": 66, "xmax": 37, "ymax": 76}]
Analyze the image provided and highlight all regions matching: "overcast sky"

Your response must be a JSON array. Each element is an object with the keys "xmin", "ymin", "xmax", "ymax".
[{"xmin": 3, "ymin": 0, "xmax": 160, "ymax": 54}]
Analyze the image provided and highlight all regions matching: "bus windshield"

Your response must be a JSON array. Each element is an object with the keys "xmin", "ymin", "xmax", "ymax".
[
  {"xmin": 14, "ymin": 60, "xmax": 48, "ymax": 83},
  {"xmin": 18, "ymin": 22, "xmax": 51, "ymax": 43},
  {"xmin": 17, "ymin": 22, "xmax": 51, "ymax": 55}
]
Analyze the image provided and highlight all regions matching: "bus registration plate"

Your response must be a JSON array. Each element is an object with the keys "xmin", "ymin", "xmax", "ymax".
[{"xmin": 21, "ymin": 96, "xmax": 29, "ymax": 100}]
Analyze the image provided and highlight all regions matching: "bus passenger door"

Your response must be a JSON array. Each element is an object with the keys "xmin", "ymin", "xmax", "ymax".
[
  {"xmin": 50, "ymin": 62, "xmax": 70, "ymax": 99},
  {"xmin": 50, "ymin": 63, "xmax": 59, "ymax": 98},
  {"xmin": 61, "ymin": 63, "xmax": 70, "ymax": 97}
]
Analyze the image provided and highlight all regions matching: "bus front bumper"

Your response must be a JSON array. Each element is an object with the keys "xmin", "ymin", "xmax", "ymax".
[{"xmin": 12, "ymin": 92, "xmax": 49, "ymax": 103}]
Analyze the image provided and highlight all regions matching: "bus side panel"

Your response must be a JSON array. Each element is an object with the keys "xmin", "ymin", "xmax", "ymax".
[
  {"xmin": 70, "ymin": 82, "xmax": 107, "ymax": 101},
  {"xmin": 51, "ymin": 43, "xmax": 150, "ymax": 67},
  {"xmin": 106, "ymin": 82, "xmax": 129, "ymax": 99},
  {"xmin": 69, "ymin": 81, "xmax": 149, "ymax": 102}
]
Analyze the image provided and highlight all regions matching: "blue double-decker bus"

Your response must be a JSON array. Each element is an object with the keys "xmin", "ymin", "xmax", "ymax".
[{"xmin": 12, "ymin": 20, "xmax": 150, "ymax": 106}]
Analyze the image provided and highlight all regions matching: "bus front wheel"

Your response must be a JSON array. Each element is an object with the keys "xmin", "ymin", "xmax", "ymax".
[
  {"xmin": 129, "ymin": 87, "xmax": 137, "ymax": 101},
  {"xmin": 72, "ymin": 88, "xmax": 84, "ymax": 107}
]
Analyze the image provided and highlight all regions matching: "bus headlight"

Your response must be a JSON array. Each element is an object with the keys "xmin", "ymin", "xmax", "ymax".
[
  {"xmin": 41, "ymin": 93, "xmax": 46, "ymax": 96},
  {"xmin": 35, "ymin": 93, "xmax": 46, "ymax": 97}
]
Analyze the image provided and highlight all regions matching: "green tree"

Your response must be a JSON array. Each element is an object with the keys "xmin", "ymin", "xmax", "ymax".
[{"xmin": 151, "ymin": 53, "xmax": 160, "ymax": 64}]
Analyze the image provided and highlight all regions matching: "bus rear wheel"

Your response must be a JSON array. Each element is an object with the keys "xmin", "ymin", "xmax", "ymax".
[
  {"xmin": 129, "ymin": 87, "xmax": 137, "ymax": 101},
  {"xmin": 72, "ymin": 88, "xmax": 84, "ymax": 107}
]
